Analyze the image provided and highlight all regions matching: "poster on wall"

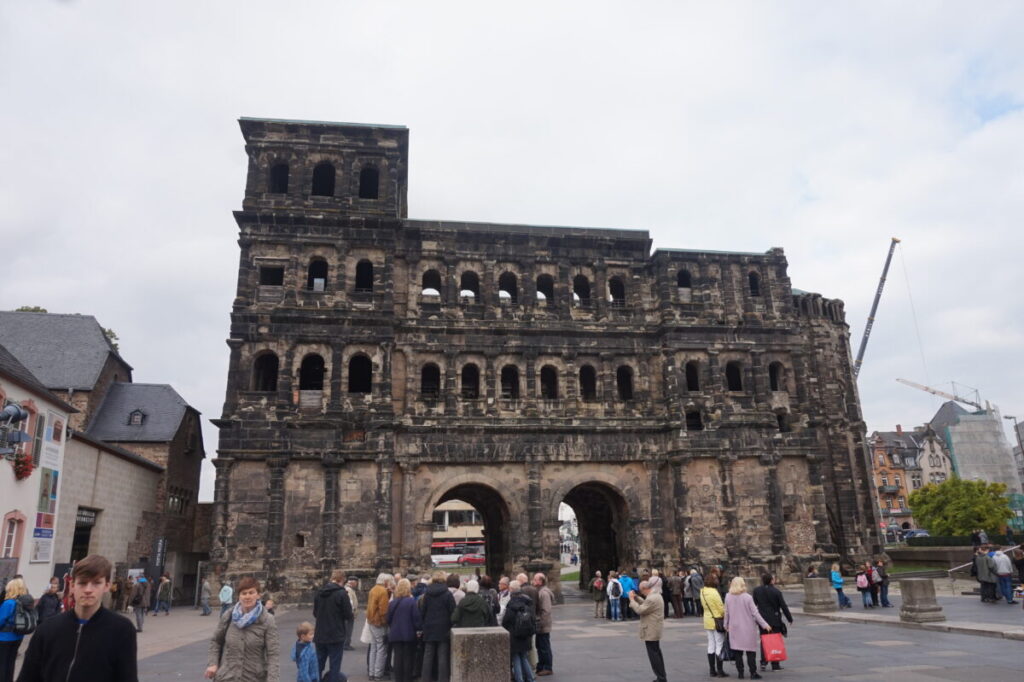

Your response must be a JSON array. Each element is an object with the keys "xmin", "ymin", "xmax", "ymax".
[{"xmin": 29, "ymin": 412, "xmax": 63, "ymax": 564}]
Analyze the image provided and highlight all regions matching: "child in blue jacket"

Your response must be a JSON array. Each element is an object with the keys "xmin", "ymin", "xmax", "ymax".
[
  {"xmin": 291, "ymin": 621, "xmax": 319, "ymax": 682},
  {"xmin": 830, "ymin": 562, "xmax": 852, "ymax": 608}
]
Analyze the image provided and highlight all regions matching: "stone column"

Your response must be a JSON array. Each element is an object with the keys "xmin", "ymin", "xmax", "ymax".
[
  {"xmin": 898, "ymin": 579, "xmax": 945, "ymax": 623},
  {"xmin": 376, "ymin": 458, "xmax": 394, "ymax": 568},
  {"xmin": 321, "ymin": 457, "xmax": 342, "ymax": 574},
  {"xmin": 223, "ymin": 339, "xmax": 245, "ymax": 415},
  {"xmin": 527, "ymin": 461, "xmax": 542, "ymax": 559},
  {"xmin": 210, "ymin": 458, "xmax": 234, "ymax": 564},
  {"xmin": 761, "ymin": 454, "xmax": 787, "ymax": 554},
  {"xmin": 265, "ymin": 457, "xmax": 289, "ymax": 586},
  {"xmin": 802, "ymin": 577, "xmax": 837, "ymax": 614}
]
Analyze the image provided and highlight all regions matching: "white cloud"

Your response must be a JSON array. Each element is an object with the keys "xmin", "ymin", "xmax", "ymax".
[{"xmin": 1, "ymin": 1, "xmax": 1022, "ymax": 499}]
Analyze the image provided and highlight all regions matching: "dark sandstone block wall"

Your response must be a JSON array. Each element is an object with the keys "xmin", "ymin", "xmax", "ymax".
[{"xmin": 210, "ymin": 118, "xmax": 882, "ymax": 602}]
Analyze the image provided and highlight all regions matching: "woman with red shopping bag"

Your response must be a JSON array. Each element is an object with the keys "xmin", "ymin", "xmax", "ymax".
[{"xmin": 752, "ymin": 574, "xmax": 793, "ymax": 672}]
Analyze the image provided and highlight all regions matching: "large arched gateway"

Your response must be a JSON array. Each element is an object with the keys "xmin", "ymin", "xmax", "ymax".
[{"xmin": 210, "ymin": 118, "xmax": 882, "ymax": 602}]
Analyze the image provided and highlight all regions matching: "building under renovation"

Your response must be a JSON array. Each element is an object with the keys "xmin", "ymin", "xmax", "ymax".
[
  {"xmin": 210, "ymin": 118, "xmax": 882, "ymax": 600},
  {"xmin": 930, "ymin": 402, "xmax": 1022, "ymax": 495}
]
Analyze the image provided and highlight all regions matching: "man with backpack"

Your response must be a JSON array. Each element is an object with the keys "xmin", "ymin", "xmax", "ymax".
[
  {"xmin": 17, "ymin": 554, "xmax": 137, "ymax": 682},
  {"xmin": 130, "ymin": 575, "xmax": 150, "ymax": 632},
  {"xmin": 501, "ymin": 580, "xmax": 536, "ymax": 682},
  {"xmin": 606, "ymin": 571, "xmax": 623, "ymax": 621},
  {"xmin": 1, "ymin": 577, "xmax": 36, "ymax": 682},
  {"xmin": 588, "ymin": 571, "xmax": 606, "ymax": 619}
]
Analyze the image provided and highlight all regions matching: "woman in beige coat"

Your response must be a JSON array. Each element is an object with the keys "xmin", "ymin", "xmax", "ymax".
[{"xmin": 205, "ymin": 577, "xmax": 280, "ymax": 682}]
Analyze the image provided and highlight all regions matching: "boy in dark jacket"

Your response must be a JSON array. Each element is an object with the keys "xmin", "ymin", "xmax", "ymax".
[
  {"xmin": 313, "ymin": 570, "xmax": 353, "ymax": 682},
  {"xmin": 17, "ymin": 554, "xmax": 137, "ymax": 682}
]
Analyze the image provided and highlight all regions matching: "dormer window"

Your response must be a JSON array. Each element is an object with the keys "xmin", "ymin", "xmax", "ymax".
[{"xmin": 129, "ymin": 410, "xmax": 145, "ymax": 426}]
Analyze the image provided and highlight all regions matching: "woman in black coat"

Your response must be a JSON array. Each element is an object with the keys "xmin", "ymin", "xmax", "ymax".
[{"xmin": 752, "ymin": 574, "xmax": 793, "ymax": 672}]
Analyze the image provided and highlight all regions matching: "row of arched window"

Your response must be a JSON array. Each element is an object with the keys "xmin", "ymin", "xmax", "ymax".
[
  {"xmin": 267, "ymin": 162, "xmax": 380, "ymax": 200},
  {"xmin": 250, "ymin": 353, "xmax": 793, "ymax": 399},
  {"xmin": 258, "ymin": 260, "xmax": 768, "ymax": 302}
]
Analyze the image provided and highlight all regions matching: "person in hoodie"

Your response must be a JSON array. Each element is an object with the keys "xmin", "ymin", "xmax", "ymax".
[
  {"xmin": 130, "ymin": 575, "xmax": 151, "ymax": 632},
  {"xmin": 313, "ymin": 569, "xmax": 354, "ymax": 682},
  {"xmin": 419, "ymin": 571, "xmax": 455, "ymax": 682},
  {"xmin": 16, "ymin": 554, "xmax": 137, "ymax": 682},
  {"xmin": 35, "ymin": 579, "xmax": 62, "ymax": 622},
  {"xmin": 291, "ymin": 622, "xmax": 319, "ymax": 682},
  {"xmin": 452, "ymin": 580, "xmax": 494, "ymax": 628},
  {"xmin": 501, "ymin": 580, "xmax": 535, "ymax": 682},
  {"xmin": 991, "ymin": 548, "xmax": 1018, "ymax": 604}
]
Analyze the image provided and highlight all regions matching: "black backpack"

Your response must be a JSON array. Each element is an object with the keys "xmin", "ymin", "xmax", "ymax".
[
  {"xmin": 511, "ymin": 605, "xmax": 536, "ymax": 639},
  {"xmin": 2, "ymin": 596, "xmax": 38, "ymax": 636},
  {"xmin": 610, "ymin": 580, "xmax": 622, "ymax": 598}
]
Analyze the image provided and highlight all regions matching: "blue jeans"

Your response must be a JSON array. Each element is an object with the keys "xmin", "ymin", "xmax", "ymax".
[
  {"xmin": 200, "ymin": 597, "xmax": 211, "ymax": 616},
  {"xmin": 153, "ymin": 599, "xmax": 170, "ymax": 614},
  {"xmin": 835, "ymin": 588, "xmax": 850, "ymax": 607},
  {"xmin": 997, "ymin": 575, "xmax": 1015, "ymax": 603},
  {"xmin": 220, "ymin": 602, "xmax": 232, "ymax": 617},
  {"xmin": 879, "ymin": 583, "xmax": 891, "ymax": 607},
  {"xmin": 609, "ymin": 597, "xmax": 621, "ymax": 620},
  {"xmin": 511, "ymin": 651, "xmax": 535, "ymax": 682},
  {"xmin": 860, "ymin": 590, "xmax": 871, "ymax": 606},
  {"xmin": 534, "ymin": 632, "xmax": 552, "ymax": 672},
  {"xmin": 317, "ymin": 642, "xmax": 348, "ymax": 682}
]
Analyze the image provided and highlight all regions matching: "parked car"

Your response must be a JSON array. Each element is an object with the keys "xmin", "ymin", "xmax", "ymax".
[
  {"xmin": 456, "ymin": 553, "xmax": 486, "ymax": 565},
  {"xmin": 902, "ymin": 529, "xmax": 930, "ymax": 540}
]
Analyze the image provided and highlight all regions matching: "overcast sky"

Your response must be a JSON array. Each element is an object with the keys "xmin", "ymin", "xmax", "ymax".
[{"xmin": 2, "ymin": 1, "xmax": 1021, "ymax": 501}]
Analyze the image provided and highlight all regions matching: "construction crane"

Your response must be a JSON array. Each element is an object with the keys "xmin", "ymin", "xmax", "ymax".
[
  {"xmin": 895, "ymin": 378, "xmax": 984, "ymax": 410},
  {"xmin": 853, "ymin": 237, "xmax": 900, "ymax": 379}
]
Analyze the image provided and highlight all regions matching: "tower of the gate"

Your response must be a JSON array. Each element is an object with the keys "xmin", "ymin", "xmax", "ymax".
[{"xmin": 212, "ymin": 117, "xmax": 882, "ymax": 601}]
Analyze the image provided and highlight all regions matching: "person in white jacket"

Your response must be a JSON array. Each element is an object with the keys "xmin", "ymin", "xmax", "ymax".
[
  {"xmin": 991, "ymin": 550, "xmax": 1019, "ymax": 604},
  {"xmin": 606, "ymin": 572, "xmax": 623, "ymax": 621}
]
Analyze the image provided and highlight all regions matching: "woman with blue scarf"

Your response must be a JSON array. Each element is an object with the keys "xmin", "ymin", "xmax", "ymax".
[{"xmin": 205, "ymin": 577, "xmax": 280, "ymax": 682}]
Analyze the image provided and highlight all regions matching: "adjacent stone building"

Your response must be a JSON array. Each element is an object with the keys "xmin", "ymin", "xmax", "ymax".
[{"xmin": 212, "ymin": 117, "xmax": 882, "ymax": 600}]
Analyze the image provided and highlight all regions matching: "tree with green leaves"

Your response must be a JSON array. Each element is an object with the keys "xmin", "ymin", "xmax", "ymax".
[
  {"xmin": 15, "ymin": 305, "xmax": 48, "ymax": 312},
  {"xmin": 908, "ymin": 477, "xmax": 1012, "ymax": 536}
]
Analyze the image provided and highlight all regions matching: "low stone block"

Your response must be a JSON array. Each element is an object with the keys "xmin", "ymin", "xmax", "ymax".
[
  {"xmin": 899, "ymin": 578, "xmax": 945, "ymax": 623},
  {"xmin": 802, "ymin": 577, "xmax": 837, "ymax": 614},
  {"xmin": 450, "ymin": 626, "xmax": 510, "ymax": 682}
]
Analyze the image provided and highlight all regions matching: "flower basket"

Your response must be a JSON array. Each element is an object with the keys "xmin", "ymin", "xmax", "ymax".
[{"xmin": 12, "ymin": 453, "xmax": 34, "ymax": 480}]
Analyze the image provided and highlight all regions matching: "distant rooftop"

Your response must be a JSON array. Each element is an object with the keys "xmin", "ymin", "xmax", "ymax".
[
  {"xmin": 87, "ymin": 383, "xmax": 195, "ymax": 443},
  {"xmin": 239, "ymin": 116, "xmax": 407, "ymax": 130}
]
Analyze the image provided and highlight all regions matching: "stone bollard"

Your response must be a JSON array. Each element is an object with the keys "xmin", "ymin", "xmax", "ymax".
[
  {"xmin": 802, "ymin": 577, "xmax": 838, "ymax": 613},
  {"xmin": 450, "ymin": 626, "xmax": 510, "ymax": 682},
  {"xmin": 898, "ymin": 578, "xmax": 945, "ymax": 623}
]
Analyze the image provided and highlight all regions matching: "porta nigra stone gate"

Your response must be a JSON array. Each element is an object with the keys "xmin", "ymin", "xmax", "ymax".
[{"xmin": 211, "ymin": 117, "xmax": 883, "ymax": 602}]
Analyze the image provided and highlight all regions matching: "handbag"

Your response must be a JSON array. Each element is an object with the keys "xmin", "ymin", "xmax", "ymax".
[
  {"xmin": 360, "ymin": 619, "xmax": 372, "ymax": 645},
  {"xmin": 718, "ymin": 634, "xmax": 735, "ymax": 662},
  {"xmin": 700, "ymin": 591, "xmax": 726, "ymax": 633},
  {"xmin": 761, "ymin": 632, "xmax": 787, "ymax": 662}
]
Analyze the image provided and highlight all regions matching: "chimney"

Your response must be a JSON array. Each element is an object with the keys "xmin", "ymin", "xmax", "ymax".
[{"xmin": 896, "ymin": 424, "xmax": 902, "ymax": 435}]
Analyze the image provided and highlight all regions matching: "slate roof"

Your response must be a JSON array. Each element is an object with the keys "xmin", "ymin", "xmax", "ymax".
[
  {"xmin": 0, "ymin": 312, "xmax": 131, "ymax": 391},
  {"xmin": 86, "ymin": 383, "xmax": 194, "ymax": 443},
  {"xmin": 873, "ymin": 431, "xmax": 919, "ymax": 450},
  {"xmin": 0, "ymin": 343, "xmax": 77, "ymax": 412},
  {"xmin": 929, "ymin": 401, "xmax": 969, "ymax": 433}
]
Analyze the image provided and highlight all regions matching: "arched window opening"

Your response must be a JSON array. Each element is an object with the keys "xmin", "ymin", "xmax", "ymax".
[
  {"xmin": 776, "ymin": 413, "xmax": 791, "ymax": 433},
  {"xmin": 725, "ymin": 362, "xmax": 743, "ymax": 392},
  {"xmin": 299, "ymin": 354, "xmax": 325, "ymax": 390},
  {"xmin": 616, "ymin": 366, "xmax": 634, "ymax": 401},
  {"xmin": 359, "ymin": 167, "xmax": 380, "ymax": 199},
  {"xmin": 579, "ymin": 365, "xmax": 597, "ymax": 401},
  {"xmin": 306, "ymin": 259, "xmax": 328, "ymax": 291},
  {"xmin": 311, "ymin": 162, "xmax": 336, "ymax": 196},
  {"xmin": 685, "ymin": 410, "xmax": 704, "ymax": 431},
  {"xmin": 252, "ymin": 353, "xmax": 279, "ymax": 392},
  {"xmin": 748, "ymin": 271, "xmax": 762, "ymax": 297},
  {"xmin": 498, "ymin": 272, "xmax": 518, "ymax": 303},
  {"xmin": 677, "ymin": 269, "xmax": 692, "ymax": 288},
  {"xmin": 421, "ymin": 364, "xmax": 441, "ymax": 400},
  {"xmin": 572, "ymin": 275, "xmax": 591, "ymax": 305},
  {"xmin": 540, "ymin": 366, "xmax": 558, "ymax": 400},
  {"xmin": 355, "ymin": 260, "xmax": 374, "ymax": 292},
  {"xmin": 348, "ymin": 355, "xmax": 372, "ymax": 394},
  {"xmin": 461, "ymin": 364, "xmax": 480, "ymax": 399},
  {"xmin": 536, "ymin": 274, "xmax": 554, "ymax": 305},
  {"xmin": 268, "ymin": 163, "xmax": 289, "ymax": 193},
  {"xmin": 769, "ymin": 362, "xmax": 785, "ymax": 392},
  {"xmin": 608, "ymin": 277, "xmax": 626, "ymax": 306},
  {"xmin": 685, "ymin": 362, "xmax": 700, "ymax": 392},
  {"xmin": 421, "ymin": 270, "xmax": 442, "ymax": 297},
  {"xmin": 460, "ymin": 271, "xmax": 480, "ymax": 300},
  {"xmin": 500, "ymin": 365, "xmax": 520, "ymax": 399}
]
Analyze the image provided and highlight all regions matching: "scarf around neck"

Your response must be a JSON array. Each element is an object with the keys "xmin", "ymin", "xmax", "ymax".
[{"xmin": 231, "ymin": 600, "xmax": 263, "ymax": 629}]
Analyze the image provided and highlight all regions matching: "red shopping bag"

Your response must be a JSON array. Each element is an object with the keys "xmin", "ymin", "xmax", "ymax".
[{"xmin": 761, "ymin": 633, "xmax": 787, "ymax": 662}]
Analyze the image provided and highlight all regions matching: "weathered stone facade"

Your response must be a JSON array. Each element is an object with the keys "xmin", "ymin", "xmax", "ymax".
[{"xmin": 213, "ymin": 117, "xmax": 882, "ymax": 601}]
